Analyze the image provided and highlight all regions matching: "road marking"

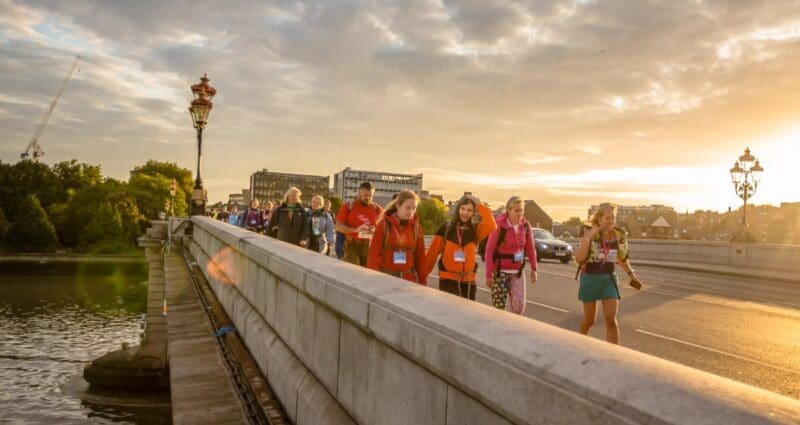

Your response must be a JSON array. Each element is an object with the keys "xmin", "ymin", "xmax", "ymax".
[
  {"xmin": 635, "ymin": 329, "xmax": 798, "ymax": 375},
  {"xmin": 429, "ymin": 273, "xmax": 571, "ymax": 313}
]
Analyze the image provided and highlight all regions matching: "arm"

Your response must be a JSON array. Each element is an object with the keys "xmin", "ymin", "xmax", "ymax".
[
  {"xmin": 335, "ymin": 204, "xmax": 360, "ymax": 234},
  {"xmin": 325, "ymin": 213, "xmax": 335, "ymax": 245},
  {"xmin": 415, "ymin": 225, "xmax": 428, "ymax": 285},
  {"xmin": 484, "ymin": 229, "xmax": 500, "ymax": 280},
  {"xmin": 475, "ymin": 203, "xmax": 498, "ymax": 241},
  {"xmin": 267, "ymin": 208, "xmax": 281, "ymax": 238},
  {"xmin": 423, "ymin": 223, "xmax": 447, "ymax": 278},
  {"xmin": 617, "ymin": 237, "xmax": 642, "ymax": 289},
  {"xmin": 299, "ymin": 211, "xmax": 310, "ymax": 246},
  {"xmin": 367, "ymin": 219, "xmax": 385, "ymax": 271},
  {"xmin": 575, "ymin": 226, "xmax": 598, "ymax": 264},
  {"xmin": 525, "ymin": 225, "xmax": 537, "ymax": 270}
]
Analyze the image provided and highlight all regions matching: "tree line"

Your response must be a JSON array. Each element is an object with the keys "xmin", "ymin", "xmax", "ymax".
[{"xmin": 0, "ymin": 159, "xmax": 192, "ymax": 254}]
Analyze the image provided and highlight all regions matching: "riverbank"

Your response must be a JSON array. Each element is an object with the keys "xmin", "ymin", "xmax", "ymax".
[{"xmin": 0, "ymin": 253, "xmax": 146, "ymax": 263}]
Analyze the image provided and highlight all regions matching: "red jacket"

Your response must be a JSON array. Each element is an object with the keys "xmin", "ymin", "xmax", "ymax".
[
  {"xmin": 484, "ymin": 214, "xmax": 537, "ymax": 278},
  {"xmin": 424, "ymin": 203, "xmax": 497, "ymax": 283},
  {"xmin": 367, "ymin": 214, "xmax": 428, "ymax": 285}
]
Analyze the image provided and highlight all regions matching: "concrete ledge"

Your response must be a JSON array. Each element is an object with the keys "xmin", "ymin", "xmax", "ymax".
[{"xmin": 191, "ymin": 216, "xmax": 800, "ymax": 425}]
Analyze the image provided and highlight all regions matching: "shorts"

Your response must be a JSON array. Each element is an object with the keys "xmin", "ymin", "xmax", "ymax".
[{"xmin": 578, "ymin": 273, "xmax": 620, "ymax": 302}]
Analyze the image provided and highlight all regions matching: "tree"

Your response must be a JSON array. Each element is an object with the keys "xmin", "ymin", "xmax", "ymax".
[
  {"xmin": 79, "ymin": 202, "xmax": 130, "ymax": 254},
  {"xmin": 3, "ymin": 194, "xmax": 59, "ymax": 252},
  {"xmin": 564, "ymin": 216, "xmax": 583, "ymax": 226},
  {"xmin": 130, "ymin": 160, "xmax": 193, "ymax": 207},
  {"xmin": 416, "ymin": 198, "xmax": 449, "ymax": 235},
  {"xmin": 0, "ymin": 160, "xmax": 61, "ymax": 219},
  {"xmin": 0, "ymin": 208, "xmax": 7, "ymax": 248},
  {"xmin": 53, "ymin": 159, "xmax": 102, "ymax": 196},
  {"xmin": 127, "ymin": 173, "xmax": 188, "ymax": 219},
  {"xmin": 328, "ymin": 196, "xmax": 343, "ymax": 214}
]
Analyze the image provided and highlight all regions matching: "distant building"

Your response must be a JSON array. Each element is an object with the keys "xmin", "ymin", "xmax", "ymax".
[
  {"xmin": 250, "ymin": 169, "xmax": 329, "ymax": 205},
  {"xmin": 242, "ymin": 189, "xmax": 252, "ymax": 204},
  {"xmin": 552, "ymin": 224, "xmax": 580, "ymax": 239},
  {"xmin": 524, "ymin": 200, "xmax": 553, "ymax": 232},
  {"xmin": 589, "ymin": 204, "xmax": 679, "ymax": 239},
  {"xmin": 333, "ymin": 167, "xmax": 423, "ymax": 208},
  {"xmin": 420, "ymin": 190, "xmax": 444, "ymax": 203},
  {"xmin": 228, "ymin": 192, "xmax": 245, "ymax": 206}
]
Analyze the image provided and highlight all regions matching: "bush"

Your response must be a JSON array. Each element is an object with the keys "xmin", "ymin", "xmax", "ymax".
[
  {"xmin": 3, "ymin": 194, "xmax": 59, "ymax": 252},
  {"xmin": 416, "ymin": 198, "xmax": 449, "ymax": 235}
]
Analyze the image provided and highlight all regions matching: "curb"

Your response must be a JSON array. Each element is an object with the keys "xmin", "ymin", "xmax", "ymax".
[{"xmin": 635, "ymin": 260, "xmax": 800, "ymax": 285}]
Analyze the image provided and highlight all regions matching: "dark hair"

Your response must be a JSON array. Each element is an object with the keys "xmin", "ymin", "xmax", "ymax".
[
  {"xmin": 445, "ymin": 196, "xmax": 478, "ymax": 240},
  {"xmin": 359, "ymin": 181, "xmax": 374, "ymax": 191}
]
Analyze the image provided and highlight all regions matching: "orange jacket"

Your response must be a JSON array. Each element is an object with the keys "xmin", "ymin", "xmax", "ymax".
[
  {"xmin": 367, "ymin": 214, "xmax": 428, "ymax": 285},
  {"xmin": 424, "ymin": 203, "xmax": 497, "ymax": 283}
]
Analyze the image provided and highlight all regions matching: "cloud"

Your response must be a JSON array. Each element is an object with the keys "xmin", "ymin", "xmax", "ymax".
[{"xmin": 1, "ymin": 0, "xmax": 799, "ymax": 220}]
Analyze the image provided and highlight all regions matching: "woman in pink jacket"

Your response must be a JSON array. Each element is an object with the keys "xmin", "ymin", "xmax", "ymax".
[{"xmin": 484, "ymin": 196, "xmax": 538, "ymax": 314}]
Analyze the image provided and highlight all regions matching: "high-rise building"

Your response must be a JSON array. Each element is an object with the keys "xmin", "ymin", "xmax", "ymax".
[
  {"xmin": 333, "ymin": 167, "xmax": 423, "ymax": 207},
  {"xmin": 249, "ymin": 169, "xmax": 329, "ymax": 205}
]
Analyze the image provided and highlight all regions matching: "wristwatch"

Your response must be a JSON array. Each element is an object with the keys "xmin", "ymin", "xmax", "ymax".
[{"xmin": 626, "ymin": 270, "xmax": 636, "ymax": 276}]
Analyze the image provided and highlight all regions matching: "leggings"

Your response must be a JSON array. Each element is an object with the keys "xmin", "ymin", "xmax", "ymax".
[
  {"xmin": 439, "ymin": 279, "xmax": 477, "ymax": 300},
  {"xmin": 501, "ymin": 271, "xmax": 527, "ymax": 315}
]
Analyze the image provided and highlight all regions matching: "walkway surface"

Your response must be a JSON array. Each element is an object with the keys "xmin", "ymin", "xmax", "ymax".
[{"xmin": 163, "ymin": 249, "xmax": 250, "ymax": 425}]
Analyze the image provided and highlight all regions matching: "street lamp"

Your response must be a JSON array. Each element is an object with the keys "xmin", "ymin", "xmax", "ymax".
[
  {"xmin": 729, "ymin": 147, "xmax": 764, "ymax": 230},
  {"xmin": 188, "ymin": 73, "xmax": 216, "ymax": 216}
]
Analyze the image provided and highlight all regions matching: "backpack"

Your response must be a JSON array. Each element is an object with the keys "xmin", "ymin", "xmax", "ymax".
[{"xmin": 479, "ymin": 223, "xmax": 530, "ymax": 262}]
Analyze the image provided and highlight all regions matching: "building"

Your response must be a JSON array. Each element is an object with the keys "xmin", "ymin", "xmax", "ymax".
[
  {"xmin": 242, "ymin": 189, "xmax": 251, "ymax": 204},
  {"xmin": 588, "ymin": 204, "xmax": 679, "ymax": 239},
  {"xmin": 250, "ymin": 169, "xmax": 329, "ymax": 205},
  {"xmin": 333, "ymin": 167, "xmax": 423, "ymax": 207},
  {"xmin": 524, "ymin": 200, "xmax": 553, "ymax": 232},
  {"xmin": 228, "ymin": 192, "xmax": 245, "ymax": 206}
]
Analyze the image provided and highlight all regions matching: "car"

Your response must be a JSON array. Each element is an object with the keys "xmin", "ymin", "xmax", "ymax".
[{"xmin": 533, "ymin": 228, "xmax": 573, "ymax": 263}]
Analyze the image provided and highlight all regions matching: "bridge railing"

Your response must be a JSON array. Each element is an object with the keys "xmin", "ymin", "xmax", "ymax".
[{"xmin": 188, "ymin": 216, "xmax": 799, "ymax": 425}]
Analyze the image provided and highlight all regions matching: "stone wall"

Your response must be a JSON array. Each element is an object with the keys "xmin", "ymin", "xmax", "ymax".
[{"xmin": 190, "ymin": 217, "xmax": 799, "ymax": 425}]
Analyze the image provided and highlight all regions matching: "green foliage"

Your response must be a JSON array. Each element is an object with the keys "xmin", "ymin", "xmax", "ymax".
[
  {"xmin": 60, "ymin": 180, "xmax": 146, "ymax": 248},
  {"xmin": 3, "ymin": 194, "xmax": 59, "ymax": 252},
  {"xmin": 564, "ymin": 216, "xmax": 583, "ymax": 226},
  {"xmin": 52, "ymin": 159, "xmax": 102, "ymax": 195},
  {"xmin": 0, "ymin": 208, "xmax": 7, "ymax": 247},
  {"xmin": 79, "ymin": 202, "xmax": 128, "ymax": 253},
  {"xmin": 0, "ymin": 160, "xmax": 61, "ymax": 218},
  {"xmin": 127, "ymin": 173, "xmax": 188, "ymax": 218},
  {"xmin": 416, "ymin": 198, "xmax": 449, "ymax": 235},
  {"xmin": 328, "ymin": 196, "xmax": 343, "ymax": 214},
  {"xmin": 130, "ymin": 160, "xmax": 193, "ymax": 207}
]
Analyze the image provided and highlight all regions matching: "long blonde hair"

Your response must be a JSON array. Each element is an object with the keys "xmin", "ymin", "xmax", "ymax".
[
  {"xmin": 382, "ymin": 190, "xmax": 419, "ymax": 219},
  {"xmin": 590, "ymin": 203, "xmax": 618, "ymax": 226},
  {"xmin": 283, "ymin": 187, "xmax": 302, "ymax": 204}
]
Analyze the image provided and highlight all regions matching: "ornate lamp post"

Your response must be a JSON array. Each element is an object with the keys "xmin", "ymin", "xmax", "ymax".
[
  {"xmin": 188, "ymin": 73, "xmax": 216, "ymax": 216},
  {"xmin": 729, "ymin": 147, "xmax": 764, "ymax": 232}
]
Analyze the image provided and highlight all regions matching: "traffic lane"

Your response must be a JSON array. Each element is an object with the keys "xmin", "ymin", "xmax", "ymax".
[{"xmin": 426, "ymin": 261, "xmax": 800, "ymax": 398}]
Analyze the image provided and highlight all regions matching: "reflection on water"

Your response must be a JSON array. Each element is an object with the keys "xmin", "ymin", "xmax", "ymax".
[{"xmin": 0, "ymin": 261, "xmax": 171, "ymax": 424}]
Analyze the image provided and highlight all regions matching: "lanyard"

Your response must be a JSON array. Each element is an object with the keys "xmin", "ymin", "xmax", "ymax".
[
  {"xmin": 456, "ymin": 227, "xmax": 464, "ymax": 247},
  {"xmin": 392, "ymin": 219, "xmax": 409, "ymax": 246}
]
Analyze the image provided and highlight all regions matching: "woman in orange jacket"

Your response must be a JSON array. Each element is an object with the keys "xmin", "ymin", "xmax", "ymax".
[
  {"xmin": 367, "ymin": 190, "xmax": 428, "ymax": 284},
  {"xmin": 424, "ymin": 195, "xmax": 497, "ymax": 300}
]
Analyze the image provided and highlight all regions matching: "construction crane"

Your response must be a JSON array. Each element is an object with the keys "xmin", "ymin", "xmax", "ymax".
[{"xmin": 21, "ymin": 55, "xmax": 81, "ymax": 162}]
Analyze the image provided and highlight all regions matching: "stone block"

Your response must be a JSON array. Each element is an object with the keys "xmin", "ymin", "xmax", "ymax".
[
  {"xmin": 295, "ymin": 291, "xmax": 316, "ymax": 366},
  {"xmin": 264, "ymin": 270, "xmax": 279, "ymax": 327},
  {"xmin": 311, "ymin": 304, "xmax": 341, "ymax": 396},
  {"xmin": 266, "ymin": 336, "xmax": 312, "ymax": 424},
  {"xmin": 337, "ymin": 320, "xmax": 448, "ymax": 425},
  {"xmin": 446, "ymin": 386, "xmax": 511, "ymax": 425},
  {"xmin": 269, "ymin": 255, "xmax": 307, "ymax": 291},
  {"xmin": 251, "ymin": 266, "xmax": 270, "ymax": 322},
  {"xmin": 275, "ymin": 280, "xmax": 299, "ymax": 351},
  {"xmin": 296, "ymin": 374, "xmax": 355, "ymax": 425}
]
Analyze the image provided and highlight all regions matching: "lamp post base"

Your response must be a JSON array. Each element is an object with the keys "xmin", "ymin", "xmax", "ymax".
[{"xmin": 190, "ymin": 185, "xmax": 207, "ymax": 217}]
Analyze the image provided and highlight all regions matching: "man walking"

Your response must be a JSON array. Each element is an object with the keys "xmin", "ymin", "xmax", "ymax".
[{"xmin": 335, "ymin": 182, "xmax": 382, "ymax": 267}]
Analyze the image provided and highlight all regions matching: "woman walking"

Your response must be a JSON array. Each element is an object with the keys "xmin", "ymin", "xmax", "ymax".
[
  {"xmin": 266, "ymin": 187, "xmax": 309, "ymax": 247},
  {"xmin": 367, "ymin": 190, "xmax": 427, "ymax": 284},
  {"xmin": 484, "ymin": 196, "xmax": 537, "ymax": 314},
  {"xmin": 575, "ymin": 203, "xmax": 643, "ymax": 344},
  {"xmin": 307, "ymin": 195, "xmax": 335, "ymax": 255},
  {"xmin": 424, "ymin": 195, "xmax": 496, "ymax": 300}
]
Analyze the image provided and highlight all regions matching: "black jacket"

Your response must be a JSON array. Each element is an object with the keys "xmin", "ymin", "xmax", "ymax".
[{"xmin": 267, "ymin": 204, "xmax": 310, "ymax": 246}]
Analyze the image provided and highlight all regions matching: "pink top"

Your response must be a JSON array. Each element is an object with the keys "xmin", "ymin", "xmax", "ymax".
[{"xmin": 484, "ymin": 214, "xmax": 537, "ymax": 278}]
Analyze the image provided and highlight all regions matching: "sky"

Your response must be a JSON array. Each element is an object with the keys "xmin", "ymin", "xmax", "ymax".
[{"xmin": 1, "ymin": 0, "xmax": 799, "ymax": 221}]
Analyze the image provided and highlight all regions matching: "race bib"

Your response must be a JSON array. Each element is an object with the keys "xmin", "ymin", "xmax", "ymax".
[
  {"xmin": 513, "ymin": 251, "xmax": 524, "ymax": 262},
  {"xmin": 454, "ymin": 250, "xmax": 465, "ymax": 263},
  {"xmin": 605, "ymin": 249, "xmax": 618, "ymax": 262},
  {"xmin": 393, "ymin": 251, "xmax": 407, "ymax": 264},
  {"xmin": 312, "ymin": 218, "xmax": 321, "ymax": 236}
]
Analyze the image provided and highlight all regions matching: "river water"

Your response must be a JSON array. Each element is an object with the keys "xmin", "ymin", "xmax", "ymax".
[{"xmin": 0, "ymin": 261, "xmax": 171, "ymax": 424}]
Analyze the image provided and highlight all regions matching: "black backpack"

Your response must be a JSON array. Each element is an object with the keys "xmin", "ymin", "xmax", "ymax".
[{"xmin": 478, "ymin": 227, "xmax": 507, "ymax": 262}]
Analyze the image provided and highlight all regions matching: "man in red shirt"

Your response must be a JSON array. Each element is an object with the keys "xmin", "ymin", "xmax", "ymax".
[{"xmin": 335, "ymin": 182, "xmax": 382, "ymax": 267}]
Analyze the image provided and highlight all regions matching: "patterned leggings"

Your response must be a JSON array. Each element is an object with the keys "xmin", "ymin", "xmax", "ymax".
[{"xmin": 502, "ymin": 271, "xmax": 527, "ymax": 315}]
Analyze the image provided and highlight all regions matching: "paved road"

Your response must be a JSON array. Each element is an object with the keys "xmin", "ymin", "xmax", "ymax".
[{"xmin": 426, "ymin": 260, "xmax": 800, "ymax": 399}]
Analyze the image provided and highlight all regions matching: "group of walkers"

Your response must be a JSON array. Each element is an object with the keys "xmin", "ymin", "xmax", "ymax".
[{"xmin": 214, "ymin": 181, "xmax": 644, "ymax": 345}]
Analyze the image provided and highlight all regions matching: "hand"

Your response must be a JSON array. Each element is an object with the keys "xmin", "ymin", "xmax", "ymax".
[
  {"xmin": 584, "ymin": 226, "xmax": 600, "ymax": 239},
  {"xmin": 529, "ymin": 270, "xmax": 538, "ymax": 283},
  {"xmin": 629, "ymin": 275, "xmax": 642, "ymax": 290},
  {"xmin": 468, "ymin": 195, "xmax": 481, "ymax": 204},
  {"xmin": 485, "ymin": 276, "xmax": 493, "ymax": 289},
  {"xmin": 300, "ymin": 240, "xmax": 308, "ymax": 247}
]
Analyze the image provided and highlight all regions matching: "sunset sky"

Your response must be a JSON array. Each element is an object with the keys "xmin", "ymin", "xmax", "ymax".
[{"xmin": 1, "ymin": 0, "xmax": 798, "ymax": 220}]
